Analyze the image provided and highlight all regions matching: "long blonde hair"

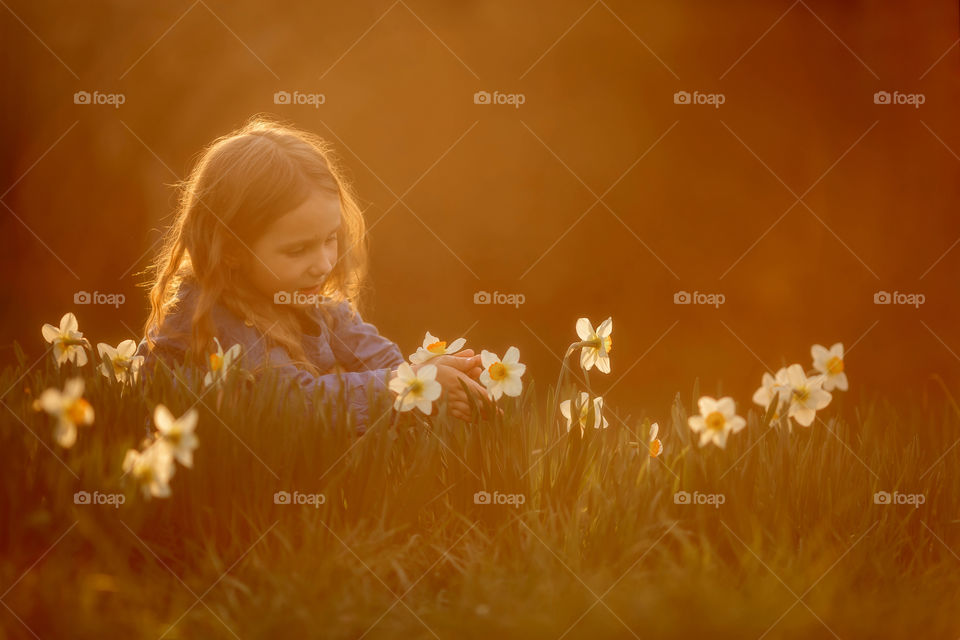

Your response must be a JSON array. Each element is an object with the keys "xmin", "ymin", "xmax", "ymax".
[{"xmin": 139, "ymin": 115, "xmax": 370, "ymax": 376}]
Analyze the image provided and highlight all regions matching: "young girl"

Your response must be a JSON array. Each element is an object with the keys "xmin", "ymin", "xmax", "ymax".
[{"xmin": 134, "ymin": 116, "xmax": 487, "ymax": 429}]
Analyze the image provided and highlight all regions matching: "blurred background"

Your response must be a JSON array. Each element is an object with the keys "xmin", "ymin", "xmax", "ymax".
[{"xmin": 1, "ymin": 0, "xmax": 958, "ymax": 419}]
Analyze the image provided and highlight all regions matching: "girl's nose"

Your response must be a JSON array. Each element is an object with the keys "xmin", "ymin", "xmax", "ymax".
[{"xmin": 310, "ymin": 259, "xmax": 332, "ymax": 278}]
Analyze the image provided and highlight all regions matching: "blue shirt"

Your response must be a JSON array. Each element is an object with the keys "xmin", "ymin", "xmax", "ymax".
[{"xmin": 134, "ymin": 280, "xmax": 405, "ymax": 431}]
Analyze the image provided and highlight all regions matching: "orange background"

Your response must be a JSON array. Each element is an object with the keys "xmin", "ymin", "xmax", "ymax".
[{"xmin": 2, "ymin": 1, "xmax": 958, "ymax": 419}]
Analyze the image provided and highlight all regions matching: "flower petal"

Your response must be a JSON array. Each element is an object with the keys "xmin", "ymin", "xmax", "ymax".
[
  {"xmin": 595, "ymin": 355, "xmax": 611, "ymax": 374},
  {"xmin": 118, "ymin": 339, "xmax": 137, "ymax": 358},
  {"xmin": 597, "ymin": 317, "xmax": 612, "ymax": 338},
  {"xmin": 41, "ymin": 324, "xmax": 60, "ymax": 343},
  {"xmin": 697, "ymin": 396, "xmax": 717, "ymax": 416},
  {"xmin": 716, "ymin": 396, "xmax": 736, "ymax": 418},
  {"xmin": 60, "ymin": 312, "xmax": 78, "ymax": 334},
  {"xmin": 54, "ymin": 420, "xmax": 77, "ymax": 448},
  {"xmin": 580, "ymin": 347, "xmax": 597, "ymax": 371},
  {"xmin": 64, "ymin": 378, "xmax": 84, "ymax": 398},
  {"xmin": 154, "ymin": 404, "xmax": 174, "ymax": 432},
  {"xmin": 575, "ymin": 318, "xmax": 593, "ymax": 341},
  {"xmin": 688, "ymin": 415, "xmax": 705, "ymax": 432},
  {"xmin": 418, "ymin": 363, "xmax": 438, "ymax": 382}
]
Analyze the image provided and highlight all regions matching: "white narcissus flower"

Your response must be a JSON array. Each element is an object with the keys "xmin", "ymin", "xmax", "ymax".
[
  {"xmin": 560, "ymin": 391, "xmax": 608, "ymax": 435},
  {"xmin": 811, "ymin": 342, "xmax": 847, "ymax": 392},
  {"xmin": 409, "ymin": 331, "xmax": 467, "ymax": 364},
  {"xmin": 688, "ymin": 396, "xmax": 746, "ymax": 449},
  {"xmin": 41, "ymin": 312, "xmax": 90, "ymax": 368},
  {"xmin": 389, "ymin": 363, "xmax": 442, "ymax": 414},
  {"xmin": 203, "ymin": 337, "xmax": 242, "ymax": 388},
  {"xmin": 153, "ymin": 404, "xmax": 199, "ymax": 468},
  {"xmin": 480, "ymin": 347, "xmax": 526, "ymax": 400},
  {"xmin": 752, "ymin": 367, "xmax": 792, "ymax": 419},
  {"xmin": 576, "ymin": 317, "xmax": 612, "ymax": 373},
  {"xmin": 649, "ymin": 422, "xmax": 663, "ymax": 457},
  {"xmin": 97, "ymin": 340, "xmax": 144, "ymax": 384},
  {"xmin": 33, "ymin": 377, "xmax": 94, "ymax": 448},
  {"xmin": 785, "ymin": 363, "xmax": 832, "ymax": 427},
  {"xmin": 123, "ymin": 442, "xmax": 175, "ymax": 499}
]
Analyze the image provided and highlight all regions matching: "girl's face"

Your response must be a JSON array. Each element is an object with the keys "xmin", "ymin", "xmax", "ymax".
[{"xmin": 242, "ymin": 188, "xmax": 341, "ymax": 308}]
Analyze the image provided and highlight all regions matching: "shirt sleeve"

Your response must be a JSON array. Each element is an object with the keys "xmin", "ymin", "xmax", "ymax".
[
  {"xmin": 325, "ymin": 301, "xmax": 406, "ymax": 372},
  {"xmin": 257, "ymin": 344, "xmax": 396, "ymax": 433}
]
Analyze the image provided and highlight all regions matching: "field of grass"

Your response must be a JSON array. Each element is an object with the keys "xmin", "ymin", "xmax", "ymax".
[{"xmin": 1, "ymin": 340, "xmax": 959, "ymax": 639}]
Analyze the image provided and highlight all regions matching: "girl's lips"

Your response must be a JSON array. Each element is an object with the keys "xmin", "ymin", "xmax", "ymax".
[{"xmin": 298, "ymin": 284, "xmax": 323, "ymax": 295}]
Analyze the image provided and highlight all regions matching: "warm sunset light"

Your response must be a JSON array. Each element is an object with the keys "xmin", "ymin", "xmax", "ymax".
[{"xmin": 2, "ymin": 2, "xmax": 959, "ymax": 638}]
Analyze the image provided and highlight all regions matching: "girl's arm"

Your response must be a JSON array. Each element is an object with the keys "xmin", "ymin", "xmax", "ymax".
[{"xmin": 262, "ymin": 344, "xmax": 397, "ymax": 433}]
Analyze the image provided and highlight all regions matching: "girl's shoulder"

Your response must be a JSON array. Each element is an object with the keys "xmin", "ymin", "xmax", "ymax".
[{"xmin": 135, "ymin": 279, "xmax": 261, "ymax": 363}]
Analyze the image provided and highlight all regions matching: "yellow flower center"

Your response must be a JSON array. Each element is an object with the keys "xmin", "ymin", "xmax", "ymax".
[
  {"xmin": 408, "ymin": 380, "xmax": 424, "ymax": 396},
  {"xmin": 66, "ymin": 398, "xmax": 91, "ymax": 425},
  {"xmin": 165, "ymin": 427, "xmax": 182, "ymax": 446},
  {"xmin": 603, "ymin": 335, "xmax": 612, "ymax": 354},
  {"xmin": 112, "ymin": 356, "xmax": 130, "ymax": 376},
  {"xmin": 793, "ymin": 387, "xmax": 809, "ymax": 404},
  {"xmin": 649, "ymin": 439, "xmax": 662, "ymax": 457},
  {"xmin": 427, "ymin": 340, "xmax": 447, "ymax": 354},
  {"xmin": 827, "ymin": 356, "xmax": 844, "ymax": 374},
  {"xmin": 489, "ymin": 362, "xmax": 508, "ymax": 381},
  {"xmin": 210, "ymin": 353, "xmax": 223, "ymax": 372},
  {"xmin": 705, "ymin": 411, "xmax": 726, "ymax": 431},
  {"xmin": 133, "ymin": 461, "xmax": 154, "ymax": 483}
]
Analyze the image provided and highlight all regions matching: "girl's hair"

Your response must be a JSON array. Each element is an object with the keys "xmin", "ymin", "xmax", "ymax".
[{"xmin": 140, "ymin": 115, "xmax": 369, "ymax": 376}]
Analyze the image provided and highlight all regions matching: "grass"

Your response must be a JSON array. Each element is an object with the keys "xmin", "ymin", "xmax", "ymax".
[{"xmin": 1, "ymin": 340, "xmax": 959, "ymax": 639}]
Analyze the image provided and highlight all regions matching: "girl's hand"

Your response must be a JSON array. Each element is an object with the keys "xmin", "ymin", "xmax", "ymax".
[
  {"xmin": 426, "ymin": 349, "xmax": 483, "ymax": 382},
  {"xmin": 412, "ymin": 355, "xmax": 489, "ymax": 421}
]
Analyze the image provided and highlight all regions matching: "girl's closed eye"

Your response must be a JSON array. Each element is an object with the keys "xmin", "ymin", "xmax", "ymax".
[{"xmin": 287, "ymin": 234, "xmax": 335, "ymax": 257}]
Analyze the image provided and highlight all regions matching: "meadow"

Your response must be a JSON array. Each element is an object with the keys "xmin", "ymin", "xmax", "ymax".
[{"xmin": 1, "ymin": 319, "xmax": 958, "ymax": 640}]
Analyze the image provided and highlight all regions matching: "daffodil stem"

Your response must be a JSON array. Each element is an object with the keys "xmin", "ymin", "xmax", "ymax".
[
  {"xmin": 389, "ymin": 388, "xmax": 411, "ymax": 430},
  {"xmin": 548, "ymin": 342, "xmax": 590, "ymax": 439}
]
